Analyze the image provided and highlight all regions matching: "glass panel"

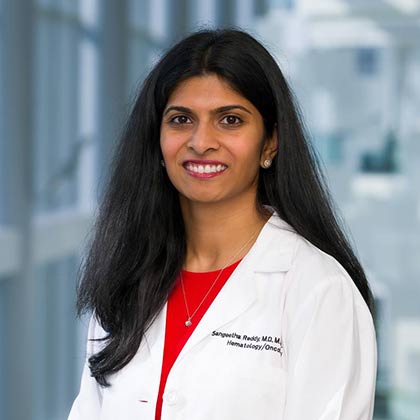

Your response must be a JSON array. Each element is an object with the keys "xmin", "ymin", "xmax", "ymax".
[
  {"xmin": 254, "ymin": 0, "xmax": 269, "ymax": 16},
  {"xmin": 128, "ymin": 0, "xmax": 149, "ymax": 29},
  {"xmin": 0, "ymin": 0, "xmax": 100, "ymax": 418},
  {"xmin": 314, "ymin": 132, "xmax": 344, "ymax": 165},
  {"xmin": 356, "ymin": 48, "xmax": 379, "ymax": 76},
  {"xmin": 0, "ymin": 277, "xmax": 11, "ymax": 420},
  {"xmin": 216, "ymin": 0, "xmax": 234, "ymax": 25},
  {"xmin": 33, "ymin": 255, "xmax": 80, "ymax": 419},
  {"xmin": 149, "ymin": 0, "xmax": 169, "ymax": 40},
  {"xmin": 33, "ymin": 8, "xmax": 79, "ymax": 213},
  {"xmin": 77, "ymin": 37, "xmax": 98, "ymax": 212},
  {"xmin": 0, "ymin": 0, "xmax": 5, "ymax": 225},
  {"xmin": 79, "ymin": 0, "xmax": 99, "ymax": 28}
]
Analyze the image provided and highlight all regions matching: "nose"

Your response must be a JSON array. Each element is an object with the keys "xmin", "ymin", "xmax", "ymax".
[{"xmin": 187, "ymin": 121, "xmax": 220, "ymax": 155}]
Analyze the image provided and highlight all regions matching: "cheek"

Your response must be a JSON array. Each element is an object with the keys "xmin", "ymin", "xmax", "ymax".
[
  {"xmin": 160, "ymin": 133, "xmax": 179, "ymax": 160},
  {"xmin": 160, "ymin": 133, "xmax": 185, "ymax": 186},
  {"xmin": 233, "ymin": 139, "xmax": 263, "ymax": 165}
]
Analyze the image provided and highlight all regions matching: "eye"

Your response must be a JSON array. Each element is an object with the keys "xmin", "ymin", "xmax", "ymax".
[
  {"xmin": 168, "ymin": 115, "xmax": 192, "ymax": 125},
  {"xmin": 220, "ymin": 115, "xmax": 242, "ymax": 126}
]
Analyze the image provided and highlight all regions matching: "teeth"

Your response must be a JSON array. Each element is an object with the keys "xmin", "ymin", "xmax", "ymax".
[{"xmin": 185, "ymin": 163, "xmax": 227, "ymax": 174}]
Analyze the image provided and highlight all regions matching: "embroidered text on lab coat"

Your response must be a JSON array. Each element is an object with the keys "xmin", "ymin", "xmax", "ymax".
[{"xmin": 212, "ymin": 330, "xmax": 283, "ymax": 355}]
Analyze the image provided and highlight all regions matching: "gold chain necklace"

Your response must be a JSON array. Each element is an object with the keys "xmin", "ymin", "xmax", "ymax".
[{"xmin": 180, "ymin": 229, "xmax": 260, "ymax": 327}]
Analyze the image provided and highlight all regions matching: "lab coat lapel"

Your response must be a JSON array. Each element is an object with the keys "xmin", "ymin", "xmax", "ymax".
[
  {"xmin": 175, "ymin": 212, "xmax": 296, "ymax": 364},
  {"xmin": 142, "ymin": 266, "xmax": 255, "ymax": 372},
  {"xmin": 175, "ymin": 246, "xmax": 258, "ymax": 364}
]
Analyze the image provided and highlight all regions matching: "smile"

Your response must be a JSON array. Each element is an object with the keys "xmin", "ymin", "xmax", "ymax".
[
  {"xmin": 185, "ymin": 163, "xmax": 227, "ymax": 173},
  {"xmin": 183, "ymin": 162, "xmax": 228, "ymax": 178}
]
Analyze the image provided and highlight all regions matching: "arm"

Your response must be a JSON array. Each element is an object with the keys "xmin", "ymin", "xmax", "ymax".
[
  {"xmin": 282, "ymin": 275, "xmax": 377, "ymax": 420},
  {"xmin": 68, "ymin": 314, "xmax": 105, "ymax": 420}
]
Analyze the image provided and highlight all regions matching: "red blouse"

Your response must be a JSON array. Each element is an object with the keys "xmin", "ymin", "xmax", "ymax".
[{"xmin": 154, "ymin": 259, "xmax": 242, "ymax": 420}]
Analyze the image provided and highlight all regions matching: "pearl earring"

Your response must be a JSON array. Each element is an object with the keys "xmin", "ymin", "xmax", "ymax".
[
  {"xmin": 161, "ymin": 160, "xmax": 165, "ymax": 167},
  {"xmin": 262, "ymin": 159, "xmax": 272, "ymax": 168}
]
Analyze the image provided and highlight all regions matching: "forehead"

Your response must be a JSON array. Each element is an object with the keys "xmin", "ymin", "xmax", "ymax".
[{"xmin": 166, "ymin": 74, "xmax": 251, "ymax": 108}]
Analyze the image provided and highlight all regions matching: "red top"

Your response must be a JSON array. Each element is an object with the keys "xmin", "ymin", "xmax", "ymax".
[{"xmin": 154, "ymin": 259, "xmax": 242, "ymax": 420}]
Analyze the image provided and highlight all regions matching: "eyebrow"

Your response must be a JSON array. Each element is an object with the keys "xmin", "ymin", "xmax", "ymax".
[{"xmin": 163, "ymin": 104, "xmax": 253, "ymax": 116}]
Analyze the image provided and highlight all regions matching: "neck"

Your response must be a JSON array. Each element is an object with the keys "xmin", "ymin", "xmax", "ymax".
[{"xmin": 180, "ymin": 196, "xmax": 271, "ymax": 272}]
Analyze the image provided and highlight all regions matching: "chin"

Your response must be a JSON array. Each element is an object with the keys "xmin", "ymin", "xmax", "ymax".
[{"xmin": 180, "ymin": 191, "xmax": 230, "ymax": 205}]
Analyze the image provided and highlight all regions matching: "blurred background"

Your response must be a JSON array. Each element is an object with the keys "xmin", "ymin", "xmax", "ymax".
[{"xmin": 0, "ymin": 0, "xmax": 419, "ymax": 419}]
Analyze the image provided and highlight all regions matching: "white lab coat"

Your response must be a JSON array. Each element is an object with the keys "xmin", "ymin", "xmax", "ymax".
[{"xmin": 68, "ymin": 213, "xmax": 377, "ymax": 420}]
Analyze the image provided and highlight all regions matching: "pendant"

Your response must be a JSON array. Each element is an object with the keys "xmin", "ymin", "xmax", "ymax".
[{"xmin": 185, "ymin": 319, "xmax": 192, "ymax": 327}]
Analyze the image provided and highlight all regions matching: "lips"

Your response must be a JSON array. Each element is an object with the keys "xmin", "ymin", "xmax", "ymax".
[{"xmin": 183, "ymin": 160, "xmax": 228, "ymax": 178}]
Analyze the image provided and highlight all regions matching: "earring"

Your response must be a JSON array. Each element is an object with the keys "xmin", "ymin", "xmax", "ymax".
[
  {"xmin": 161, "ymin": 160, "xmax": 165, "ymax": 167},
  {"xmin": 262, "ymin": 159, "xmax": 272, "ymax": 169}
]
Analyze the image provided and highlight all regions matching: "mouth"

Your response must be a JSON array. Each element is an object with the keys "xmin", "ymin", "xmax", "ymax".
[{"xmin": 183, "ymin": 160, "xmax": 228, "ymax": 178}]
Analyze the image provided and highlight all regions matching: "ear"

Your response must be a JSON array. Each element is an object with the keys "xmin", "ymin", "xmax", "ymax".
[{"xmin": 261, "ymin": 125, "xmax": 278, "ymax": 163}]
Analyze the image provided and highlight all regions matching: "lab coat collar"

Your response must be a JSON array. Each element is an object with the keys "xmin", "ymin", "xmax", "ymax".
[{"xmin": 252, "ymin": 210, "xmax": 297, "ymax": 273}]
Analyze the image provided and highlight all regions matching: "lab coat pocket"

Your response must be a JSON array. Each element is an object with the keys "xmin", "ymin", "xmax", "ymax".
[
  {"xmin": 193, "ymin": 363, "xmax": 287, "ymax": 420},
  {"xmin": 237, "ymin": 363, "xmax": 287, "ymax": 418}
]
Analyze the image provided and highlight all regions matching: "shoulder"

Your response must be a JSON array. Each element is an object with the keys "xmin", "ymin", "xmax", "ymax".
[
  {"xmin": 258, "ymin": 212, "xmax": 371, "ymax": 315},
  {"xmin": 291, "ymin": 234, "xmax": 353, "ymax": 290},
  {"xmin": 279, "ymin": 231, "xmax": 375, "ymax": 340},
  {"xmin": 288, "ymin": 233, "xmax": 369, "ymax": 311}
]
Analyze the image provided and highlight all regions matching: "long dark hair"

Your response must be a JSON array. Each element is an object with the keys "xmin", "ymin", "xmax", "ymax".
[{"xmin": 76, "ymin": 28, "xmax": 375, "ymax": 387}]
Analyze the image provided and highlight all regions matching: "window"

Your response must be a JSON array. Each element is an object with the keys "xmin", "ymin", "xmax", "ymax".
[
  {"xmin": 254, "ymin": 0, "xmax": 269, "ymax": 16},
  {"xmin": 0, "ymin": 1, "xmax": 100, "ymax": 419},
  {"xmin": 0, "ymin": 0, "xmax": 5, "ymax": 224},
  {"xmin": 355, "ymin": 47, "xmax": 379, "ymax": 76},
  {"xmin": 314, "ymin": 132, "xmax": 344, "ymax": 165},
  {"xmin": 216, "ymin": 0, "xmax": 235, "ymax": 25},
  {"xmin": 359, "ymin": 131, "xmax": 399, "ymax": 173}
]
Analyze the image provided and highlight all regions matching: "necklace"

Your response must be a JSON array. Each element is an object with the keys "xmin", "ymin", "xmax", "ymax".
[{"xmin": 180, "ymin": 228, "xmax": 260, "ymax": 327}]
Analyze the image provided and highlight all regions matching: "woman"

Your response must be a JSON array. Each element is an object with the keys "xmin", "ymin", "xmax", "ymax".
[{"xmin": 68, "ymin": 28, "xmax": 377, "ymax": 420}]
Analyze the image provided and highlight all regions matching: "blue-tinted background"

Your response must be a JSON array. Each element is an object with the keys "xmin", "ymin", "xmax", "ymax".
[{"xmin": 1, "ymin": 1, "xmax": 419, "ymax": 419}]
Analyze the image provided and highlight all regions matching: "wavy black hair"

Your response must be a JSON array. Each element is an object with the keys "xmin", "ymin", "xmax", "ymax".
[{"xmin": 76, "ymin": 27, "xmax": 375, "ymax": 387}]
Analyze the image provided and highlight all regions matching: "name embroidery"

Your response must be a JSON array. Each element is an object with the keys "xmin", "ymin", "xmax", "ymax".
[{"xmin": 212, "ymin": 330, "xmax": 283, "ymax": 355}]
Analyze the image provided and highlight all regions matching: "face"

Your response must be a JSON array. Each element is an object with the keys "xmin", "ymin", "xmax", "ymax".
[{"xmin": 160, "ymin": 74, "xmax": 277, "ymax": 206}]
